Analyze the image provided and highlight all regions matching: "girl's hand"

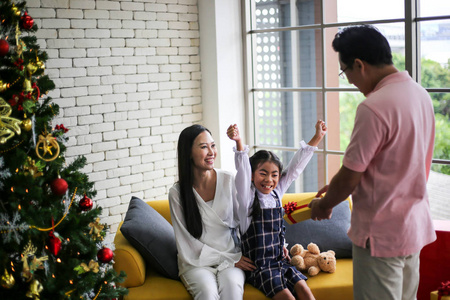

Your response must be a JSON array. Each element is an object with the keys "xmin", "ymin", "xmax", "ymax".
[
  {"xmin": 315, "ymin": 120, "xmax": 327, "ymax": 139},
  {"xmin": 235, "ymin": 255, "xmax": 256, "ymax": 271},
  {"xmin": 227, "ymin": 124, "xmax": 241, "ymax": 141},
  {"xmin": 283, "ymin": 246, "xmax": 291, "ymax": 262},
  {"xmin": 307, "ymin": 120, "xmax": 327, "ymax": 147}
]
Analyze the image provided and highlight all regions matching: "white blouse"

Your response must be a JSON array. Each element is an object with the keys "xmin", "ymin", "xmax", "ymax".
[
  {"xmin": 233, "ymin": 141, "xmax": 316, "ymax": 234},
  {"xmin": 168, "ymin": 169, "xmax": 242, "ymax": 276}
]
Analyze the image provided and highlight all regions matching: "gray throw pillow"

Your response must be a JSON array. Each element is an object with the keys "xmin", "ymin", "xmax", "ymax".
[
  {"xmin": 120, "ymin": 196, "xmax": 179, "ymax": 280},
  {"xmin": 284, "ymin": 200, "xmax": 352, "ymax": 258}
]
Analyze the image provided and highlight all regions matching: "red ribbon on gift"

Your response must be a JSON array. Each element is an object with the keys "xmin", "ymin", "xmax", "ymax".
[
  {"xmin": 283, "ymin": 201, "xmax": 308, "ymax": 224},
  {"xmin": 438, "ymin": 281, "xmax": 450, "ymax": 300},
  {"xmin": 283, "ymin": 201, "xmax": 297, "ymax": 214}
]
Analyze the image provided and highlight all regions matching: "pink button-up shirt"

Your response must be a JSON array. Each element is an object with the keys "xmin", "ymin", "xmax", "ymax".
[{"xmin": 343, "ymin": 71, "xmax": 436, "ymax": 257}]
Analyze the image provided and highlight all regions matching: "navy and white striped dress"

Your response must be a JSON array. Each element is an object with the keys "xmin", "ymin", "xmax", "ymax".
[{"xmin": 240, "ymin": 193, "xmax": 307, "ymax": 297}]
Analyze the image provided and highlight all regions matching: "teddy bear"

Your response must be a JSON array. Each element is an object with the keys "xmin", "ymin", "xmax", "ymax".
[{"xmin": 290, "ymin": 242, "xmax": 336, "ymax": 276}]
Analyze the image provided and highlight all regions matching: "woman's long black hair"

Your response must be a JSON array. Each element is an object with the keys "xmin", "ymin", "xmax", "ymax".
[
  {"xmin": 177, "ymin": 124, "xmax": 211, "ymax": 239},
  {"xmin": 249, "ymin": 150, "xmax": 283, "ymax": 218}
]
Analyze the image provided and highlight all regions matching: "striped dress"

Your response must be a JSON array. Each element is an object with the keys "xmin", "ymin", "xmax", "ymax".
[{"xmin": 240, "ymin": 193, "xmax": 307, "ymax": 297}]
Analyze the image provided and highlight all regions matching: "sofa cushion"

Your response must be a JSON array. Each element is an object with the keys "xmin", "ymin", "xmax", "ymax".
[
  {"xmin": 120, "ymin": 196, "xmax": 179, "ymax": 280},
  {"xmin": 284, "ymin": 200, "xmax": 352, "ymax": 258}
]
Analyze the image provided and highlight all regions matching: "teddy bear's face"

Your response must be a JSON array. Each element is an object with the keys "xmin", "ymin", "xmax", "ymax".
[{"xmin": 318, "ymin": 253, "xmax": 336, "ymax": 273}]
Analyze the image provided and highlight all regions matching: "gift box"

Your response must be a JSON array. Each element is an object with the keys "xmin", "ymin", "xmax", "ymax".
[
  {"xmin": 430, "ymin": 281, "xmax": 450, "ymax": 300},
  {"xmin": 418, "ymin": 222, "xmax": 450, "ymax": 300},
  {"xmin": 283, "ymin": 196, "xmax": 314, "ymax": 225},
  {"xmin": 430, "ymin": 290, "xmax": 450, "ymax": 300}
]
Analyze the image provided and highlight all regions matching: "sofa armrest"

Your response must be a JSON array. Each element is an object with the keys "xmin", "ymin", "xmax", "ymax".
[{"xmin": 114, "ymin": 222, "xmax": 146, "ymax": 288}]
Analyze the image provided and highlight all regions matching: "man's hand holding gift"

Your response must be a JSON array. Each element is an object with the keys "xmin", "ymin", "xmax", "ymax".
[{"xmin": 309, "ymin": 185, "xmax": 333, "ymax": 221}]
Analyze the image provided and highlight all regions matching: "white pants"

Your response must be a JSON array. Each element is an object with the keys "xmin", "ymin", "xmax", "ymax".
[
  {"xmin": 353, "ymin": 243, "xmax": 420, "ymax": 300},
  {"xmin": 181, "ymin": 266, "xmax": 246, "ymax": 300}
]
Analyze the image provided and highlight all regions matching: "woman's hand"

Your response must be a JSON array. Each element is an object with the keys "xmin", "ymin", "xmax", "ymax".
[{"xmin": 235, "ymin": 255, "xmax": 256, "ymax": 271}]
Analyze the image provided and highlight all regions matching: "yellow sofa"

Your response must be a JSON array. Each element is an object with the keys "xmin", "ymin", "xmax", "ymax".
[{"xmin": 113, "ymin": 193, "xmax": 353, "ymax": 300}]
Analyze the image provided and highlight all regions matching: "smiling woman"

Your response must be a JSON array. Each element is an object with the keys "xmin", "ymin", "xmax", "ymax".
[
  {"xmin": 190, "ymin": 130, "xmax": 217, "ymax": 174},
  {"xmin": 167, "ymin": 124, "xmax": 249, "ymax": 300}
]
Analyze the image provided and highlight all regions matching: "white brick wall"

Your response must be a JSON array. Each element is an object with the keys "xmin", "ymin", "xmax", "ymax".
[{"xmin": 29, "ymin": 0, "xmax": 202, "ymax": 238}]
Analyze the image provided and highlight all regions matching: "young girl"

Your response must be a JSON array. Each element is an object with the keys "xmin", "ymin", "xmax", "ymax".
[{"xmin": 227, "ymin": 120, "xmax": 326, "ymax": 300}]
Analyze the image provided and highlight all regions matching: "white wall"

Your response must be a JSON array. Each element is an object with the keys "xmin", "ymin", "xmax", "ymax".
[
  {"xmin": 29, "ymin": 0, "xmax": 203, "ymax": 236},
  {"xmin": 29, "ymin": 0, "xmax": 245, "ymax": 238}
]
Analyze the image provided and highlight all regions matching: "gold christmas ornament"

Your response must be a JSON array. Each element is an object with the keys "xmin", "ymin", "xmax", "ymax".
[
  {"xmin": 26, "ymin": 279, "xmax": 43, "ymax": 299},
  {"xmin": 1, "ymin": 268, "xmax": 15, "ymax": 289},
  {"xmin": 26, "ymin": 63, "xmax": 38, "ymax": 76},
  {"xmin": 0, "ymin": 80, "xmax": 9, "ymax": 92},
  {"xmin": 21, "ymin": 118, "xmax": 32, "ymax": 131},
  {"xmin": 21, "ymin": 241, "xmax": 37, "ymax": 282},
  {"xmin": 12, "ymin": 5, "xmax": 21, "ymax": 16},
  {"xmin": 35, "ymin": 55, "xmax": 45, "ymax": 71},
  {"xmin": 23, "ymin": 157, "xmax": 43, "ymax": 178},
  {"xmin": 23, "ymin": 78, "xmax": 33, "ymax": 93},
  {"xmin": 88, "ymin": 218, "xmax": 105, "ymax": 241},
  {"xmin": 15, "ymin": 23, "xmax": 22, "ymax": 49},
  {"xmin": 0, "ymin": 97, "xmax": 22, "ymax": 144},
  {"xmin": 35, "ymin": 131, "xmax": 60, "ymax": 161},
  {"xmin": 74, "ymin": 260, "xmax": 99, "ymax": 275},
  {"xmin": 36, "ymin": 60, "xmax": 45, "ymax": 70}
]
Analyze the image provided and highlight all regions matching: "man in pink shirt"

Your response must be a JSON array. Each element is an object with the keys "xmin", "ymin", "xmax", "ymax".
[{"xmin": 309, "ymin": 25, "xmax": 436, "ymax": 300}]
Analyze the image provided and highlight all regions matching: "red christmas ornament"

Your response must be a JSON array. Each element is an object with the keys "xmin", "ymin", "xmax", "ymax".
[
  {"xmin": 50, "ymin": 177, "xmax": 68, "ymax": 196},
  {"xmin": 48, "ymin": 232, "xmax": 62, "ymax": 256},
  {"xmin": 21, "ymin": 12, "xmax": 34, "ymax": 30},
  {"xmin": 97, "ymin": 247, "xmax": 114, "ymax": 263},
  {"xmin": 0, "ymin": 39, "xmax": 9, "ymax": 56},
  {"xmin": 79, "ymin": 195, "xmax": 93, "ymax": 211}
]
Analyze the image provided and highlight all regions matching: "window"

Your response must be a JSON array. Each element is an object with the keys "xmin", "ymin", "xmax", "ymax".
[{"xmin": 243, "ymin": 0, "xmax": 450, "ymax": 219}]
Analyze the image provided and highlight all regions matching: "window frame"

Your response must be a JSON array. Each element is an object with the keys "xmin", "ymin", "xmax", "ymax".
[{"xmin": 242, "ymin": 0, "xmax": 450, "ymax": 185}]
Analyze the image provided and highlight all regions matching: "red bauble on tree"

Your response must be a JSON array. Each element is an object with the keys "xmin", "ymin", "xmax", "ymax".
[
  {"xmin": 79, "ymin": 195, "xmax": 93, "ymax": 211},
  {"xmin": 0, "ymin": 39, "xmax": 9, "ymax": 56},
  {"xmin": 21, "ymin": 12, "xmax": 34, "ymax": 30},
  {"xmin": 97, "ymin": 247, "xmax": 114, "ymax": 263},
  {"xmin": 48, "ymin": 232, "xmax": 62, "ymax": 256},
  {"xmin": 50, "ymin": 177, "xmax": 68, "ymax": 196}
]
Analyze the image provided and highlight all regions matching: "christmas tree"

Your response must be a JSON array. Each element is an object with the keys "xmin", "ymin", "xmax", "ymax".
[{"xmin": 0, "ymin": 1, "xmax": 127, "ymax": 299}]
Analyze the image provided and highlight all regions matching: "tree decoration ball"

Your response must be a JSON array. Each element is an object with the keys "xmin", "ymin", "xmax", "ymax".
[
  {"xmin": 0, "ymin": 39, "xmax": 9, "ymax": 56},
  {"xmin": 50, "ymin": 177, "xmax": 68, "ymax": 196},
  {"xmin": 21, "ymin": 12, "xmax": 34, "ymax": 30},
  {"xmin": 97, "ymin": 247, "xmax": 114, "ymax": 263},
  {"xmin": 79, "ymin": 195, "xmax": 93, "ymax": 211}
]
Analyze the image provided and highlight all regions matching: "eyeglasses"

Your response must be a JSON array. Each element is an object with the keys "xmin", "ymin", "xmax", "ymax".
[{"xmin": 339, "ymin": 66, "xmax": 348, "ymax": 79}]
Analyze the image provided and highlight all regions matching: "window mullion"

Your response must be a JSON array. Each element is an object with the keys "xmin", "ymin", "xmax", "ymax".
[{"xmin": 404, "ymin": 0, "xmax": 419, "ymax": 81}]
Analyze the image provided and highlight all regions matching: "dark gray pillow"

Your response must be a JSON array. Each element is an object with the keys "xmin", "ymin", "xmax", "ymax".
[
  {"xmin": 284, "ymin": 200, "xmax": 352, "ymax": 258},
  {"xmin": 120, "ymin": 196, "xmax": 179, "ymax": 280}
]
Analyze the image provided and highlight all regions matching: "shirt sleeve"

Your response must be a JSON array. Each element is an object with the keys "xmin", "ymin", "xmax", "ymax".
[
  {"xmin": 343, "ymin": 104, "xmax": 386, "ymax": 172},
  {"xmin": 168, "ymin": 186, "xmax": 227, "ymax": 269},
  {"xmin": 233, "ymin": 145, "xmax": 254, "ymax": 234},
  {"xmin": 277, "ymin": 140, "xmax": 316, "ymax": 195}
]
